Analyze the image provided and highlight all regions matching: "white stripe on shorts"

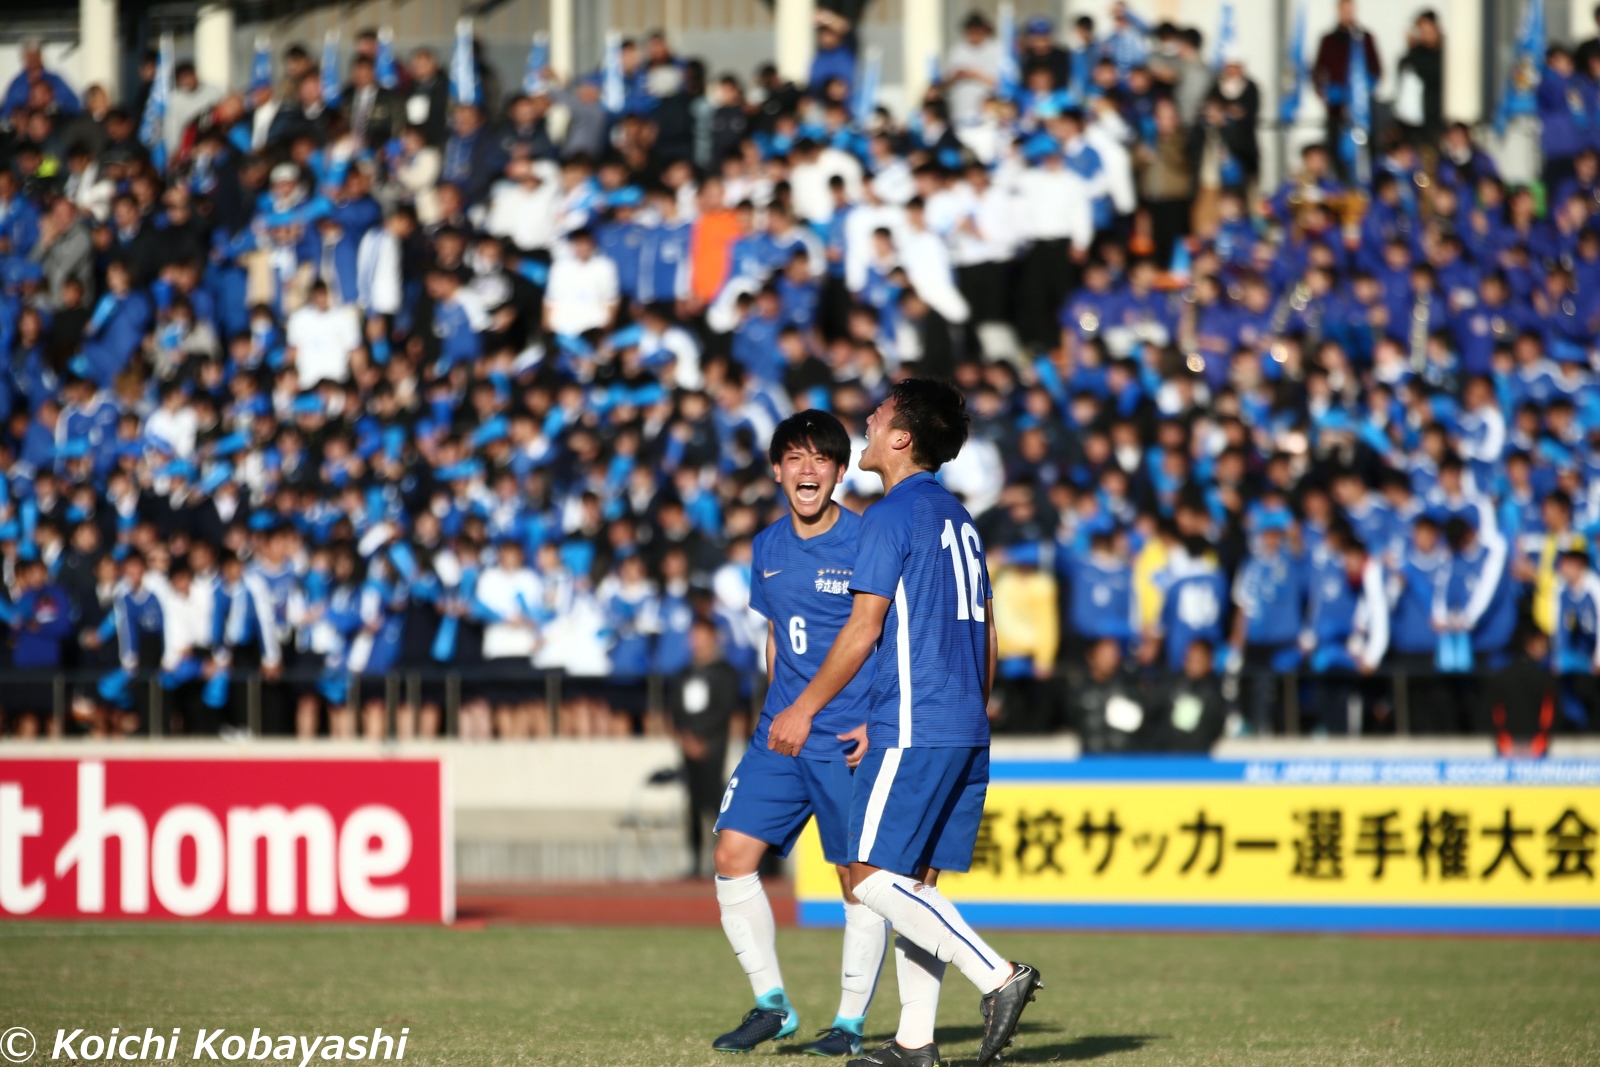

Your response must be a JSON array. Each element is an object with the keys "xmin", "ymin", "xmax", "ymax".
[{"xmin": 857, "ymin": 747, "xmax": 903, "ymax": 864}]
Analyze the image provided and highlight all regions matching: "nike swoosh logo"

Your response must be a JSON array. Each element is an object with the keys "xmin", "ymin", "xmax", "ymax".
[{"xmin": 763, "ymin": 569, "xmax": 783, "ymax": 578}]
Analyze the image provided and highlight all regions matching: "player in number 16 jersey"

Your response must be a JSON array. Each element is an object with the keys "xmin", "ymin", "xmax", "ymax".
[
  {"xmin": 709, "ymin": 411, "xmax": 887, "ymax": 1057},
  {"xmin": 767, "ymin": 380, "xmax": 1043, "ymax": 1067}
]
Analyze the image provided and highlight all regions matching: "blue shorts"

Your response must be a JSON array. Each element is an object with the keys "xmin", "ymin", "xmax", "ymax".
[
  {"xmin": 715, "ymin": 740, "xmax": 856, "ymax": 865},
  {"xmin": 849, "ymin": 746, "xmax": 989, "ymax": 876}
]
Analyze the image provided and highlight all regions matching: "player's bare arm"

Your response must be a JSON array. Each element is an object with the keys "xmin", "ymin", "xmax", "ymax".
[
  {"xmin": 768, "ymin": 591, "xmax": 890, "ymax": 757},
  {"xmin": 766, "ymin": 619, "xmax": 776, "ymax": 688}
]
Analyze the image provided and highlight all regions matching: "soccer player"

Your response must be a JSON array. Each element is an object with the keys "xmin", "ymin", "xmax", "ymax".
[
  {"xmin": 769, "ymin": 379, "xmax": 1043, "ymax": 1067},
  {"xmin": 710, "ymin": 409, "xmax": 888, "ymax": 1056}
]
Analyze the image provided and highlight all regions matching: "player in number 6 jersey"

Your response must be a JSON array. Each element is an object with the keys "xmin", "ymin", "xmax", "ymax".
[
  {"xmin": 768, "ymin": 379, "xmax": 1043, "ymax": 1067},
  {"xmin": 710, "ymin": 410, "xmax": 886, "ymax": 1056}
]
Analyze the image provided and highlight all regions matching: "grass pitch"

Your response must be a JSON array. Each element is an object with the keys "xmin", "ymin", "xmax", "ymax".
[{"xmin": 2, "ymin": 923, "xmax": 1597, "ymax": 1067}]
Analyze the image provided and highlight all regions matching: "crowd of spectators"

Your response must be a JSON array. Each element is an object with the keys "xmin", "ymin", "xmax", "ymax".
[{"xmin": 0, "ymin": 2, "xmax": 1593, "ymax": 752}]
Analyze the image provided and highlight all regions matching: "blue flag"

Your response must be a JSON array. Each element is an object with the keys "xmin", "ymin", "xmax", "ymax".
[
  {"xmin": 321, "ymin": 30, "xmax": 341, "ymax": 109},
  {"xmin": 852, "ymin": 45, "xmax": 883, "ymax": 125},
  {"xmin": 249, "ymin": 34, "xmax": 273, "ymax": 94},
  {"xmin": 602, "ymin": 31, "xmax": 626, "ymax": 113},
  {"xmin": 450, "ymin": 18, "xmax": 478, "ymax": 106},
  {"xmin": 996, "ymin": 2, "xmax": 1021, "ymax": 102},
  {"xmin": 376, "ymin": 26, "xmax": 399, "ymax": 91},
  {"xmin": 139, "ymin": 32, "xmax": 173, "ymax": 173},
  {"xmin": 1279, "ymin": 0, "xmax": 1307, "ymax": 126},
  {"xmin": 1347, "ymin": 29, "xmax": 1371, "ymax": 183},
  {"xmin": 1495, "ymin": 0, "xmax": 1545, "ymax": 134},
  {"xmin": 523, "ymin": 32, "xmax": 550, "ymax": 96},
  {"xmin": 1169, "ymin": 238, "xmax": 1191, "ymax": 280},
  {"xmin": 1212, "ymin": 2, "xmax": 1236, "ymax": 72}
]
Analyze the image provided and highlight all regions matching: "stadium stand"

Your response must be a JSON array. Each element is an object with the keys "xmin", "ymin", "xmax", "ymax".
[{"xmin": 0, "ymin": 5, "xmax": 1590, "ymax": 755}]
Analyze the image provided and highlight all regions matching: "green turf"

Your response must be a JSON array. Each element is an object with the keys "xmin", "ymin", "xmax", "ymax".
[{"xmin": 1, "ymin": 923, "xmax": 1596, "ymax": 1066}]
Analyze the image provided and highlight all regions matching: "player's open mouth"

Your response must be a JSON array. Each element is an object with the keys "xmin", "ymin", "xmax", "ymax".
[{"xmin": 795, "ymin": 482, "xmax": 821, "ymax": 503}]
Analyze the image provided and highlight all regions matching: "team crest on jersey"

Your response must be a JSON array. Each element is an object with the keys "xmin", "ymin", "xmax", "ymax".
[{"xmin": 815, "ymin": 567, "xmax": 851, "ymax": 595}]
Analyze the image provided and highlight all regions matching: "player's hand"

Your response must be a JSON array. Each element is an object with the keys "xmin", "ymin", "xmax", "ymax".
[
  {"xmin": 767, "ymin": 704, "xmax": 814, "ymax": 757},
  {"xmin": 837, "ymin": 725, "xmax": 868, "ymax": 769}
]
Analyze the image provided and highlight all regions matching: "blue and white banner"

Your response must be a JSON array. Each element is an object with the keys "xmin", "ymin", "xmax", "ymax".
[
  {"xmin": 1495, "ymin": 0, "xmax": 1545, "ymax": 133},
  {"xmin": 376, "ymin": 26, "xmax": 399, "ymax": 91},
  {"xmin": 1346, "ymin": 29, "xmax": 1372, "ymax": 183},
  {"xmin": 139, "ymin": 32, "xmax": 174, "ymax": 173},
  {"xmin": 321, "ymin": 29, "xmax": 341, "ymax": 109},
  {"xmin": 1279, "ymin": 0, "xmax": 1307, "ymax": 126},
  {"xmin": 1212, "ymin": 2, "xmax": 1236, "ymax": 72},
  {"xmin": 523, "ymin": 32, "xmax": 550, "ymax": 97},
  {"xmin": 602, "ymin": 31, "xmax": 626, "ymax": 113},
  {"xmin": 852, "ymin": 45, "xmax": 883, "ymax": 125},
  {"xmin": 249, "ymin": 35, "xmax": 273, "ymax": 95},
  {"xmin": 450, "ymin": 18, "xmax": 478, "ymax": 107},
  {"xmin": 996, "ymin": 1, "xmax": 1021, "ymax": 102}
]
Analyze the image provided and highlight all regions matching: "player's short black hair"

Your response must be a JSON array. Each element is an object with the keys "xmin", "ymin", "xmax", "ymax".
[
  {"xmin": 768, "ymin": 409, "xmax": 851, "ymax": 468},
  {"xmin": 887, "ymin": 377, "xmax": 969, "ymax": 471}
]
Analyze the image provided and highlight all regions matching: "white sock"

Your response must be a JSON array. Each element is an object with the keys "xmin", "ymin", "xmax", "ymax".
[
  {"xmin": 835, "ymin": 901, "xmax": 889, "ymax": 1028},
  {"xmin": 716, "ymin": 873, "xmax": 785, "ymax": 1000},
  {"xmin": 855, "ymin": 870, "xmax": 1012, "ymax": 994},
  {"xmin": 893, "ymin": 934, "xmax": 946, "ymax": 1049}
]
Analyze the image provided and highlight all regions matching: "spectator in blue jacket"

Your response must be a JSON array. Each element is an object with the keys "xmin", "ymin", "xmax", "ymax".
[
  {"xmin": 2, "ymin": 557, "xmax": 72, "ymax": 735},
  {"xmin": 1552, "ymin": 548, "xmax": 1600, "ymax": 729},
  {"xmin": 1540, "ymin": 46, "xmax": 1592, "ymax": 198},
  {"xmin": 2, "ymin": 43, "xmax": 81, "ymax": 116},
  {"xmin": 1228, "ymin": 514, "xmax": 1306, "ymax": 731}
]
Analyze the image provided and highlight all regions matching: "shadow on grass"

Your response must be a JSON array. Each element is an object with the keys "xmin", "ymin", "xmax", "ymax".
[
  {"xmin": 900, "ymin": 1021, "xmax": 1064, "ymax": 1045},
  {"xmin": 1003, "ymin": 1033, "xmax": 1163, "ymax": 1062},
  {"xmin": 782, "ymin": 1028, "xmax": 1159, "ymax": 1062}
]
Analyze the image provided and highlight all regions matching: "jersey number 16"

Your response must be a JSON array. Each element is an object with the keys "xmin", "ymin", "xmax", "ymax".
[{"xmin": 940, "ymin": 518, "xmax": 987, "ymax": 622}]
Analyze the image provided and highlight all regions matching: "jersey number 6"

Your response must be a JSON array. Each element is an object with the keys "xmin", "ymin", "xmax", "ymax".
[
  {"xmin": 940, "ymin": 518, "xmax": 987, "ymax": 622},
  {"xmin": 789, "ymin": 615, "xmax": 807, "ymax": 655}
]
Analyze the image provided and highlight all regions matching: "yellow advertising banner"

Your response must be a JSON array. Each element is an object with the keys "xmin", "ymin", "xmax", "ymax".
[{"xmin": 794, "ymin": 759, "xmax": 1600, "ymax": 933}]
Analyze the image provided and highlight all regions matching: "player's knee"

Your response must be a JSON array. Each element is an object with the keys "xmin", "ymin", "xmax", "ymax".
[{"xmin": 712, "ymin": 834, "xmax": 757, "ymax": 878}]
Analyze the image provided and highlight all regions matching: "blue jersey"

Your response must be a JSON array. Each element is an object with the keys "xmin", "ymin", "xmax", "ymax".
[
  {"xmin": 1066, "ymin": 555, "xmax": 1135, "ymax": 640},
  {"xmin": 1159, "ymin": 559, "xmax": 1227, "ymax": 672},
  {"xmin": 637, "ymin": 220, "xmax": 692, "ymax": 304},
  {"xmin": 749, "ymin": 507, "xmax": 876, "ymax": 760},
  {"xmin": 1233, "ymin": 548, "xmax": 1306, "ymax": 646},
  {"xmin": 1391, "ymin": 548, "xmax": 1448, "ymax": 655},
  {"xmin": 597, "ymin": 220, "xmax": 646, "ymax": 300},
  {"xmin": 851, "ymin": 472, "xmax": 992, "ymax": 750},
  {"xmin": 1555, "ymin": 573, "xmax": 1600, "ymax": 673}
]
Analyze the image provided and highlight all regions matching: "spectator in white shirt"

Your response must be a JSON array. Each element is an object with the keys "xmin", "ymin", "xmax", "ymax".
[
  {"xmin": 475, "ymin": 541, "xmax": 544, "ymax": 661},
  {"xmin": 144, "ymin": 382, "xmax": 199, "ymax": 458},
  {"xmin": 900, "ymin": 198, "xmax": 970, "ymax": 325},
  {"xmin": 952, "ymin": 161, "xmax": 1018, "ymax": 326},
  {"xmin": 286, "ymin": 280, "xmax": 362, "ymax": 388},
  {"xmin": 486, "ymin": 158, "xmax": 561, "ymax": 253},
  {"xmin": 544, "ymin": 229, "xmax": 620, "ymax": 337},
  {"xmin": 1014, "ymin": 142, "xmax": 1094, "ymax": 350},
  {"xmin": 167, "ymin": 62, "xmax": 223, "ymax": 153},
  {"xmin": 788, "ymin": 138, "xmax": 864, "ymax": 226},
  {"xmin": 943, "ymin": 13, "xmax": 1004, "ymax": 125},
  {"xmin": 639, "ymin": 302, "xmax": 704, "ymax": 390},
  {"xmin": 356, "ymin": 205, "xmax": 415, "ymax": 318}
]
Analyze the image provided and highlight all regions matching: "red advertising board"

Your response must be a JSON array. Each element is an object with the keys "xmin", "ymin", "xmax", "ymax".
[{"xmin": 0, "ymin": 758, "xmax": 451, "ymax": 922}]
